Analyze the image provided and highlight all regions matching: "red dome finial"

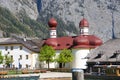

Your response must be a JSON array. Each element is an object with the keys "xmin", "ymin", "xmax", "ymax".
[
  {"xmin": 48, "ymin": 18, "xmax": 57, "ymax": 28},
  {"xmin": 79, "ymin": 18, "xmax": 89, "ymax": 27}
]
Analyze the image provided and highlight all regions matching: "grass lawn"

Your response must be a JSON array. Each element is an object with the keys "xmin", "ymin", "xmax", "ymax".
[{"xmin": 7, "ymin": 70, "xmax": 22, "ymax": 75}]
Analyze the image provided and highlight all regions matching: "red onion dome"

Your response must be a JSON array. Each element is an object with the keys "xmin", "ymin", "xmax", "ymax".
[
  {"xmin": 45, "ymin": 38, "xmax": 57, "ymax": 47},
  {"xmin": 48, "ymin": 18, "xmax": 57, "ymax": 29},
  {"xmin": 94, "ymin": 39, "xmax": 102, "ymax": 46},
  {"xmin": 88, "ymin": 35, "xmax": 102, "ymax": 46},
  {"xmin": 79, "ymin": 18, "xmax": 89, "ymax": 27},
  {"xmin": 74, "ymin": 35, "xmax": 89, "ymax": 45}
]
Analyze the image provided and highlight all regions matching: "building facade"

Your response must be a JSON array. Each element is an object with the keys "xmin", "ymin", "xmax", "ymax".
[
  {"xmin": 44, "ymin": 18, "xmax": 102, "ymax": 69},
  {"xmin": 0, "ymin": 38, "xmax": 43, "ymax": 69},
  {"xmin": 0, "ymin": 18, "xmax": 102, "ymax": 70}
]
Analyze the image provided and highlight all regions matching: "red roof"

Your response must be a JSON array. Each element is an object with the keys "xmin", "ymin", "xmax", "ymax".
[
  {"xmin": 73, "ymin": 35, "xmax": 102, "ymax": 48},
  {"xmin": 45, "ymin": 35, "xmax": 102, "ymax": 50},
  {"xmin": 45, "ymin": 38, "xmax": 58, "ymax": 48},
  {"xmin": 79, "ymin": 18, "xmax": 89, "ymax": 27},
  {"xmin": 45, "ymin": 36, "xmax": 73, "ymax": 50}
]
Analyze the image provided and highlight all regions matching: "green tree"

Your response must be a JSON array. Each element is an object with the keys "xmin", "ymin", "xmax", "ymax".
[
  {"xmin": 56, "ymin": 49, "xmax": 73, "ymax": 68},
  {"xmin": 4, "ymin": 54, "xmax": 13, "ymax": 68},
  {"xmin": 0, "ymin": 51, "xmax": 4, "ymax": 64},
  {"xmin": 39, "ymin": 45, "xmax": 56, "ymax": 69}
]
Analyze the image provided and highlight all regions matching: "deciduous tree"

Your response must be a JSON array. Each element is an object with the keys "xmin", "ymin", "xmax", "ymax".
[
  {"xmin": 39, "ymin": 45, "xmax": 56, "ymax": 69},
  {"xmin": 56, "ymin": 49, "xmax": 73, "ymax": 68}
]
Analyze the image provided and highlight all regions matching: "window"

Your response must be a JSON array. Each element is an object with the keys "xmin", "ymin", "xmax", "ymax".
[
  {"xmin": 109, "ymin": 53, "xmax": 119, "ymax": 58},
  {"xmin": 20, "ymin": 46, "xmax": 23, "ymax": 50},
  {"xmin": 19, "ymin": 64, "xmax": 22, "ymax": 69},
  {"xmin": 11, "ymin": 55, "xmax": 13, "ymax": 60},
  {"xmin": 5, "ymin": 46, "xmax": 8, "ymax": 51},
  {"xmin": 8, "ymin": 52, "xmax": 10, "ymax": 54},
  {"xmin": 57, "ymin": 44, "xmax": 60, "ymax": 46},
  {"xmin": 11, "ymin": 46, "xmax": 13, "ymax": 50},
  {"xmin": 26, "ymin": 64, "xmax": 28, "ymax": 68},
  {"xmin": 66, "ymin": 43, "xmax": 70, "ymax": 46},
  {"xmin": 94, "ymin": 54, "xmax": 103, "ymax": 59},
  {"xmin": 19, "ymin": 55, "xmax": 22, "ymax": 60},
  {"xmin": 26, "ymin": 55, "xmax": 29, "ymax": 59}
]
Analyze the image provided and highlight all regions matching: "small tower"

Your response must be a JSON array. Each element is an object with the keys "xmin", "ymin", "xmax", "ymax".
[
  {"xmin": 79, "ymin": 18, "xmax": 89, "ymax": 35},
  {"xmin": 48, "ymin": 18, "xmax": 57, "ymax": 38},
  {"xmin": 72, "ymin": 18, "xmax": 102, "ymax": 69}
]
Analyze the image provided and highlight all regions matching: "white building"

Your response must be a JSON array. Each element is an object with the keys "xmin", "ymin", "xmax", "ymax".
[
  {"xmin": 0, "ymin": 38, "xmax": 43, "ymax": 69},
  {"xmin": 0, "ymin": 18, "xmax": 102, "ymax": 70},
  {"xmin": 44, "ymin": 18, "xmax": 103, "ymax": 69}
]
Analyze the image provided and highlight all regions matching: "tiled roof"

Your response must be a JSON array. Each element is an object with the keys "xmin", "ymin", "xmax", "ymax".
[
  {"xmin": 45, "ymin": 35, "xmax": 102, "ymax": 50},
  {"xmin": 0, "ymin": 38, "xmax": 20, "ymax": 44},
  {"xmin": 16, "ymin": 38, "xmax": 43, "ymax": 53},
  {"xmin": 45, "ymin": 36, "xmax": 73, "ymax": 50},
  {"xmin": 87, "ymin": 38, "xmax": 120, "ymax": 62},
  {"xmin": 55, "ymin": 36, "xmax": 73, "ymax": 50},
  {"xmin": 0, "ymin": 38, "xmax": 43, "ymax": 53},
  {"xmin": 73, "ymin": 35, "xmax": 102, "ymax": 49}
]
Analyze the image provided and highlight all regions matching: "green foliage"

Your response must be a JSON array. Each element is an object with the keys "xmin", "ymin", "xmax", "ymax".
[
  {"xmin": 4, "ymin": 54, "xmax": 13, "ymax": 67},
  {"xmin": 22, "ymin": 14, "xmax": 49, "ymax": 38},
  {"xmin": 39, "ymin": 45, "xmax": 56, "ymax": 68},
  {"xmin": 0, "ymin": 6, "xmax": 48, "ymax": 38},
  {"xmin": 0, "ymin": 51, "xmax": 4, "ymax": 64},
  {"xmin": 56, "ymin": 49, "xmax": 73, "ymax": 68},
  {"xmin": 0, "ymin": 6, "xmax": 77, "ymax": 38}
]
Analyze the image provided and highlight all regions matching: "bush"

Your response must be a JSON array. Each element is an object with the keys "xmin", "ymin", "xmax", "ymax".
[
  {"xmin": 22, "ymin": 70, "xmax": 29, "ymax": 74},
  {"xmin": 0, "ymin": 71, "xmax": 8, "ymax": 75}
]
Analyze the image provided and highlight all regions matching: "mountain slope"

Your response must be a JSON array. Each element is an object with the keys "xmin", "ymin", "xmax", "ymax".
[
  {"xmin": 40, "ymin": 0, "xmax": 120, "ymax": 42},
  {"xmin": 0, "ymin": 0, "xmax": 78, "ymax": 38},
  {"xmin": 0, "ymin": 0, "xmax": 120, "ymax": 42},
  {"xmin": 0, "ymin": 6, "xmax": 49, "ymax": 38},
  {"xmin": 0, "ymin": 0, "xmax": 38, "ymax": 20}
]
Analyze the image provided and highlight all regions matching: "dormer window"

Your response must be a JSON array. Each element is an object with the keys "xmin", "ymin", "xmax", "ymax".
[
  {"xmin": 94, "ymin": 51, "xmax": 104, "ymax": 59},
  {"xmin": 109, "ymin": 53, "xmax": 119, "ymax": 58},
  {"xmin": 94, "ymin": 53, "xmax": 103, "ymax": 59},
  {"xmin": 109, "ymin": 50, "xmax": 120, "ymax": 58}
]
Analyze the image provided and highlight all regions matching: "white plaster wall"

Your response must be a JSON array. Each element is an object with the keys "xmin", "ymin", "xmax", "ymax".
[
  {"xmin": 0, "ymin": 45, "xmax": 36, "ymax": 69},
  {"xmin": 50, "ymin": 30, "xmax": 57, "ymax": 38},
  {"xmin": 72, "ymin": 48, "xmax": 90, "ymax": 69},
  {"xmin": 31, "ymin": 53, "xmax": 38, "ymax": 69}
]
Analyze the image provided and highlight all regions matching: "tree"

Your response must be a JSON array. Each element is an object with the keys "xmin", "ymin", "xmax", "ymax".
[
  {"xmin": 39, "ymin": 45, "xmax": 56, "ymax": 69},
  {"xmin": 4, "ymin": 54, "xmax": 13, "ymax": 68},
  {"xmin": 0, "ymin": 51, "xmax": 4, "ymax": 64},
  {"xmin": 56, "ymin": 49, "xmax": 73, "ymax": 68}
]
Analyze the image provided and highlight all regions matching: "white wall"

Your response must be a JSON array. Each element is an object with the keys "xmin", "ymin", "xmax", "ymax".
[
  {"xmin": 72, "ymin": 48, "xmax": 90, "ymax": 69},
  {"xmin": 0, "ymin": 44, "xmax": 37, "ymax": 69}
]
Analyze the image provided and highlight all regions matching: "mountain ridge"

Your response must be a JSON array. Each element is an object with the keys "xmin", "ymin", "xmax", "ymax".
[{"xmin": 0, "ymin": 0, "xmax": 120, "ymax": 42}]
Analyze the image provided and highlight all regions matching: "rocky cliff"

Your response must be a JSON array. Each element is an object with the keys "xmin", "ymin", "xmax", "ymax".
[
  {"xmin": 0, "ymin": 0, "xmax": 120, "ymax": 42},
  {"xmin": 40, "ymin": 0, "xmax": 120, "ymax": 42},
  {"xmin": 0, "ymin": 0, "xmax": 38, "ymax": 20}
]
